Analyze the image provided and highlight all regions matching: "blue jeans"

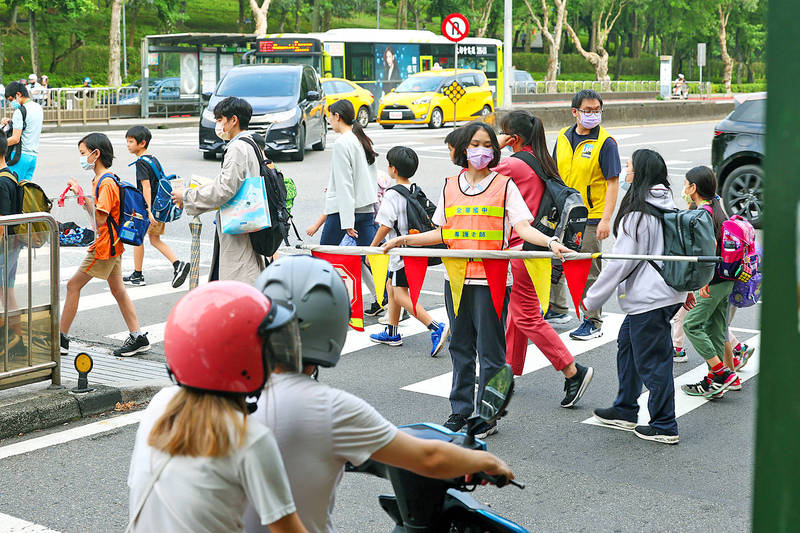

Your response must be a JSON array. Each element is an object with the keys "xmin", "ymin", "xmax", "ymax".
[
  {"xmin": 9, "ymin": 153, "xmax": 37, "ymax": 182},
  {"xmin": 320, "ymin": 212, "xmax": 376, "ymax": 246}
]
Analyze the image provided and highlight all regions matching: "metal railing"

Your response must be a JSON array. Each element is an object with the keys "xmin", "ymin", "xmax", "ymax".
[
  {"xmin": 0, "ymin": 213, "xmax": 61, "ymax": 391},
  {"xmin": 512, "ymin": 79, "xmax": 712, "ymax": 98}
]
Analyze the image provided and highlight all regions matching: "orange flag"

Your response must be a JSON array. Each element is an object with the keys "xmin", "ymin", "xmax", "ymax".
[
  {"xmin": 312, "ymin": 251, "xmax": 364, "ymax": 331},
  {"xmin": 563, "ymin": 258, "xmax": 593, "ymax": 319},
  {"xmin": 403, "ymin": 256, "xmax": 429, "ymax": 315},
  {"xmin": 482, "ymin": 258, "xmax": 510, "ymax": 320}
]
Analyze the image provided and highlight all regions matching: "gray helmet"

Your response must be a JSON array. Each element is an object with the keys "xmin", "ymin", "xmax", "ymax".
[{"xmin": 255, "ymin": 255, "xmax": 350, "ymax": 368}]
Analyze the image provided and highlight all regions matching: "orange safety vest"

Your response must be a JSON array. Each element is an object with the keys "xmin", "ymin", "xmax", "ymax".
[{"xmin": 441, "ymin": 172, "xmax": 510, "ymax": 280}]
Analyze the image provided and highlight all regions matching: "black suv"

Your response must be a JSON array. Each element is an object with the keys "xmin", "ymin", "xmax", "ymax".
[
  {"xmin": 711, "ymin": 94, "xmax": 765, "ymax": 228},
  {"xmin": 199, "ymin": 64, "xmax": 326, "ymax": 162}
]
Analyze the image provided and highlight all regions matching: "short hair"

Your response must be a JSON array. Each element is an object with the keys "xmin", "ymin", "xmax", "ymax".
[
  {"xmin": 386, "ymin": 146, "xmax": 419, "ymax": 179},
  {"xmin": 444, "ymin": 128, "xmax": 463, "ymax": 148},
  {"xmin": 572, "ymin": 89, "xmax": 604, "ymax": 109},
  {"xmin": 213, "ymin": 96, "xmax": 252, "ymax": 129},
  {"xmin": 453, "ymin": 121, "xmax": 501, "ymax": 170},
  {"xmin": 0, "ymin": 133, "xmax": 7, "ymax": 160},
  {"xmin": 5, "ymin": 82, "xmax": 28, "ymax": 99},
  {"xmin": 78, "ymin": 132, "xmax": 114, "ymax": 168},
  {"xmin": 126, "ymin": 126, "xmax": 152, "ymax": 148}
]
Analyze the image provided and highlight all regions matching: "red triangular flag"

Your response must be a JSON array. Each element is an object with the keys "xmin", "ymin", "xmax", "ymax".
[
  {"xmin": 403, "ymin": 256, "xmax": 429, "ymax": 315},
  {"xmin": 563, "ymin": 258, "xmax": 593, "ymax": 319},
  {"xmin": 482, "ymin": 258, "xmax": 510, "ymax": 320},
  {"xmin": 312, "ymin": 251, "xmax": 364, "ymax": 331}
]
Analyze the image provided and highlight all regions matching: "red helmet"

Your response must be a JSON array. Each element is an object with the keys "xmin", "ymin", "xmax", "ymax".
[{"xmin": 164, "ymin": 281, "xmax": 297, "ymax": 395}]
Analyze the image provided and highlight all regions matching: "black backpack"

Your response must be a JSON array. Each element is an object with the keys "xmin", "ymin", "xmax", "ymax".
[
  {"xmin": 389, "ymin": 183, "xmax": 445, "ymax": 266},
  {"xmin": 512, "ymin": 151, "xmax": 588, "ymax": 252},
  {"xmin": 4, "ymin": 105, "xmax": 27, "ymax": 166},
  {"xmin": 240, "ymin": 136, "xmax": 295, "ymax": 257}
]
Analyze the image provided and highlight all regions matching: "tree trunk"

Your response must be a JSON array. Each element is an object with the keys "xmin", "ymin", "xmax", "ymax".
[
  {"xmin": 29, "ymin": 10, "xmax": 41, "ymax": 78},
  {"xmin": 595, "ymin": 49, "xmax": 610, "ymax": 82},
  {"xmin": 108, "ymin": 0, "xmax": 122, "ymax": 86},
  {"xmin": 718, "ymin": 4, "xmax": 733, "ymax": 95},
  {"xmin": 239, "ymin": 0, "xmax": 247, "ymax": 32},
  {"xmin": 10, "ymin": 6, "xmax": 18, "ymax": 28},
  {"xmin": 614, "ymin": 32, "xmax": 623, "ymax": 81},
  {"xmin": 630, "ymin": 11, "xmax": 641, "ymax": 58},
  {"xmin": 250, "ymin": 0, "xmax": 269, "ymax": 36},
  {"xmin": 396, "ymin": 0, "xmax": 408, "ymax": 29},
  {"xmin": 294, "ymin": 0, "xmax": 301, "ymax": 31},
  {"xmin": 312, "ymin": 0, "xmax": 321, "ymax": 32},
  {"xmin": 589, "ymin": 19, "xmax": 598, "ymax": 54},
  {"xmin": 323, "ymin": 7, "xmax": 332, "ymax": 30}
]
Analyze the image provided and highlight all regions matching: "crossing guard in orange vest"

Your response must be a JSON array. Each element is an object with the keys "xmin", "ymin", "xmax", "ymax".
[{"xmin": 383, "ymin": 121, "xmax": 572, "ymax": 437}]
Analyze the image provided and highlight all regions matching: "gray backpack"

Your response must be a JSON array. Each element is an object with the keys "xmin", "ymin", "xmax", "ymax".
[{"xmin": 649, "ymin": 207, "xmax": 717, "ymax": 291}]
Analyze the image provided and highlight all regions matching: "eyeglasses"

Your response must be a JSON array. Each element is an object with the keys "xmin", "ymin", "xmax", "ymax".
[{"xmin": 578, "ymin": 110, "xmax": 602, "ymax": 116}]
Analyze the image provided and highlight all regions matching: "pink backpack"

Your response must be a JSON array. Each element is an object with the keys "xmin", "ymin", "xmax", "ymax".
[{"xmin": 718, "ymin": 215, "xmax": 757, "ymax": 280}]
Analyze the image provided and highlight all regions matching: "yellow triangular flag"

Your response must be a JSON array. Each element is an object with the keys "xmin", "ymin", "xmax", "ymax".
[
  {"xmin": 367, "ymin": 254, "xmax": 390, "ymax": 307},
  {"xmin": 442, "ymin": 257, "xmax": 467, "ymax": 317},
  {"xmin": 524, "ymin": 258, "xmax": 552, "ymax": 314}
]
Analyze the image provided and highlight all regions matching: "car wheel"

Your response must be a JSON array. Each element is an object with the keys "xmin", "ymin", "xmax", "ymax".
[
  {"xmin": 428, "ymin": 107, "xmax": 443, "ymax": 129},
  {"xmin": 357, "ymin": 106, "xmax": 370, "ymax": 128},
  {"xmin": 312, "ymin": 121, "xmax": 326, "ymax": 151},
  {"xmin": 481, "ymin": 105, "xmax": 492, "ymax": 118},
  {"xmin": 291, "ymin": 126, "xmax": 306, "ymax": 162},
  {"xmin": 202, "ymin": 152, "xmax": 216, "ymax": 160},
  {"xmin": 721, "ymin": 164, "xmax": 763, "ymax": 229},
  {"xmin": 381, "ymin": 124, "xmax": 395, "ymax": 129}
]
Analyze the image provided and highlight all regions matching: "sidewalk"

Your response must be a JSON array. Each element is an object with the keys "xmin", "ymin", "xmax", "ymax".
[{"xmin": 42, "ymin": 116, "xmax": 198, "ymax": 134}]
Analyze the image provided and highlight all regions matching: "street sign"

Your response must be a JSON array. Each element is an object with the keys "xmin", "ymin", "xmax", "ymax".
[
  {"xmin": 697, "ymin": 43, "xmax": 707, "ymax": 67},
  {"xmin": 442, "ymin": 13, "xmax": 470, "ymax": 43},
  {"xmin": 443, "ymin": 80, "xmax": 466, "ymax": 103}
]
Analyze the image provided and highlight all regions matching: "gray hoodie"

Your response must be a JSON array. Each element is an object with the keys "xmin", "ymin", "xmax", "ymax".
[{"xmin": 583, "ymin": 186, "xmax": 687, "ymax": 315}]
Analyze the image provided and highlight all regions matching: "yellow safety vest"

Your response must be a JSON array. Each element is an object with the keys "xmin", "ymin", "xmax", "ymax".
[{"xmin": 555, "ymin": 125, "xmax": 613, "ymax": 219}]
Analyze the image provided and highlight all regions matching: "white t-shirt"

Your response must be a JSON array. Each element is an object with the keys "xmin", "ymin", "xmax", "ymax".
[
  {"xmin": 244, "ymin": 372, "xmax": 398, "ymax": 533},
  {"xmin": 375, "ymin": 183, "xmax": 411, "ymax": 272},
  {"xmin": 127, "ymin": 386, "xmax": 296, "ymax": 533},
  {"xmin": 432, "ymin": 171, "xmax": 533, "ymax": 285}
]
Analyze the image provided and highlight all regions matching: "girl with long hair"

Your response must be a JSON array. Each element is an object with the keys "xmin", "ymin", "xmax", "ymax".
[
  {"xmin": 582, "ymin": 149, "xmax": 689, "ymax": 444},
  {"xmin": 495, "ymin": 110, "xmax": 592, "ymax": 408}
]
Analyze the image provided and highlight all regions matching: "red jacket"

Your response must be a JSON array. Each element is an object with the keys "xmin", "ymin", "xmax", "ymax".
[{"xmin": 492, "ymin": 146, "xmax": 545, "ymax": 248}]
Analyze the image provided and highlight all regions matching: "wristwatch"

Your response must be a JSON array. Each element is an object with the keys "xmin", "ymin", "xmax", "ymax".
[{"xmin": 546, "ymin": 236, "xmax": 559, "ymax": 250}]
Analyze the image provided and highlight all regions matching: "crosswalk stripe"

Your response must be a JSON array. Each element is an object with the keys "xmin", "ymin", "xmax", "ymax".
[
  {"xmin": 61, "ymin": 281, "xmax": 189, "ymax": 313},
  {"xmin": 401, "ymin": 313, "xmax": 626, "ymax": 398},
  {"xmin": 581, "ymin": 334, "xmax": 760, "ymax": 430},
  {"xmin": 0, "ymin": 513, "xmax": 61, "ymax": 532}
]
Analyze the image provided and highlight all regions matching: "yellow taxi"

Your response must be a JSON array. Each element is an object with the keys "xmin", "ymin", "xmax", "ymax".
[
  {"xmin": 321, "ymin": 77, "xmax": 375, "ymax": 127},
  {"xmin": 377, "ymin": 68, "xmax": 494, "ymax": 129}
]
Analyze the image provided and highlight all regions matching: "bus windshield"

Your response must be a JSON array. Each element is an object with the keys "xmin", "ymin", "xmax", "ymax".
[
  {"xmin": 217, "ymin": 70, "xmax": 300, "ymax": 97},
  {"xmin": 395, "ymin": 76, "xmax": 448, "ymax": 93}
]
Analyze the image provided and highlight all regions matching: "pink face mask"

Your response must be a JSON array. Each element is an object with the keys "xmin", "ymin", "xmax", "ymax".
[{"xmin": 466, "ymin": 146, "xmax": 495, "ymax": 169}]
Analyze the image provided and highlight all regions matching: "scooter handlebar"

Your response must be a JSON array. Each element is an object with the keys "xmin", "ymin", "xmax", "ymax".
[{"xmin": 474, "ymin": 472, "xmax": 525, "ymax": 490}]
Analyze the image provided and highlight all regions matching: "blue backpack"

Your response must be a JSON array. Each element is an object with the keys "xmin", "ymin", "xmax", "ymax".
[
  {"xmin": 138, "ymin": 155, "xmax": 183, "ymax": 223},
  {"xmin": 95, "ymin": 173, "xmax": 150, "ymax": 250}
]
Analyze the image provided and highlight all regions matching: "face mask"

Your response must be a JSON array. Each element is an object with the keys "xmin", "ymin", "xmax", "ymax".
[
  {"xmin": 619, "ymin": 180, "xmax": 630, "ymax": 192},
  {"xmin": 215, "ymin": 121, "xmax": 230, "ymax": 141},
  {"xmin": 10, "ymin": 100, "xmax": 20, "ymax": 109},
  {"xmin": 579, "ymin": 111, "xmax": 602, "ymax": 129},
  {"xmin": 466, "ymin": 146, "xmax": 495, "ymax": 169},
  {"xmin": 79, "ymin": 153, "xmax": 95, "ymax": 171},
  {"xmin": 503, "ymin": 145, "xmax": 514, "ymax": 155},
  {"xmin": 681, "ymin": 190, "xmax": 693, "ymax": 204}
]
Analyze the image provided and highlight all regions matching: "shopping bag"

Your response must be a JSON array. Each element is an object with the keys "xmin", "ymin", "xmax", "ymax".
[
  {"xmin": 53, "ymin": 185, "xmax": 97, "ymax": 247},
  {"xmin": 219, "ymin": 176, "xmax": 271, "ymax": 235}
]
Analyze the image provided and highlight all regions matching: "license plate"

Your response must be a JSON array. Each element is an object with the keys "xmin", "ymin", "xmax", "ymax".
[{"xmin": 388, "ymin": 111, "xmax": 402, "ymax": 119}]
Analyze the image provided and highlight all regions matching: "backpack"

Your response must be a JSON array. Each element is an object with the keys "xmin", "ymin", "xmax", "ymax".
[
  {"xmin": 95, "ymin": 173, "xmax": 150, "ymax": 251},
  {"xmin": 389, "ymin": 183, "xmax": 445, "ymax": 266},
  {"xmin": 512, "ymin": 151, "xmax": 588, "ymax": 252},
  {"xmin": 729, "ymin": 241, "xmax": 761, "ymax": 308},
  {"xmin": 239, "ymin": 136, "xmax": 294, "ymax": 256},
  {"xmin": 136, "ymin": 155, "xmax": 183, "ymax": 223},
  {"xmin": 5, "ymin": 105, "xmax": 27, "ymax": 166},
  {"xmin": 717, "ymin": 215, "xmax": 757, "ymax": 281},
  {"xmin": 1, "ymin": 169, "xmax": 52, "ymax": 247},
  {"xmin": 650, "ymin": 207, "xmax": 717, "ymax": 291}
]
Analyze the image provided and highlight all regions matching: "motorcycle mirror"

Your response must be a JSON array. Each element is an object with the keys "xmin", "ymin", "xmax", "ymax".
[{"xmin": 477, "ymin": 364, "xmax": 514, "ymax": 425}]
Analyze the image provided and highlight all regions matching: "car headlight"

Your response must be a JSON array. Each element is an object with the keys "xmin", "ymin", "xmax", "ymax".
[
  {"xmin": 412, "ymin": 96, "xmax": 432, "ymax": 105},
  {"xmin": 202, "ymin": 108, "xmax": 215, "ymax": 122},
  {"xmin": 253, "ymin": 109, "xmax": 297, "ymax": 124}
]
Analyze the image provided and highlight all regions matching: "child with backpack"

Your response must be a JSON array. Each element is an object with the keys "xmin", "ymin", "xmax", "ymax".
[
  {"xmin": 123, "ymin": 126, "xmax": 189, "ymax": 288},
  {"xmin": 60, "ymin": 133, "xmax": 150, "ymax": 357},
  {"xmin": 679, "ymin": 166, "xmax": 741, "ymax": 397},
  {"xmin": 368, "ymin": 146, "xmax": 449, "ymax": 356}
]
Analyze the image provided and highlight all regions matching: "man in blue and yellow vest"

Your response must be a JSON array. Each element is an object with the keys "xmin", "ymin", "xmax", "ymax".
[{"xmin": 547, "ymin": 89, "xmax": 621, "ymax": 340}]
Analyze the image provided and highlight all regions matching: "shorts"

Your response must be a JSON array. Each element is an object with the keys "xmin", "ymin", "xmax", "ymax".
[
  {"xmin": 80, "ymin": 250, "xmax": 122, "ymax": 280},
  {"xmin": 390, "ymin": 268, "xmax": 409, "ymax": 288},
  {"xmin": 8, "ymin": 153, "xmax": 37, "ymax": 182},
  {"xmin": 0, "ymin": 239, "xmax": 21, "ymax": 288},
  {"xmin": 147, "ymin": 221, "xmax": 165, "ymax": 236}
]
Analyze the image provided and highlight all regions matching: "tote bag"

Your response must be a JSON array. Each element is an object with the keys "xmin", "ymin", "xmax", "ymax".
[{"xmin": 219, "ymin": 176, "xmax": 271, "ymax": 235}]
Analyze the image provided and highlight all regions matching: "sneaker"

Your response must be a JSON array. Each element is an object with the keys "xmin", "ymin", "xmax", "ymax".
[
  {"xmin": 681, "ymin": 375, "xmax": 713, "ymax": 396},
  {"xmin": 123, "ymin": 271, "xmax": 146, "ymax": 286},
  {"xmin": 430, "ymin": 323, "xmax": 449, "ymax": 357},
  {"xmin": 733, "ymin": 344, "xmax": 755, "ymax": 371},
  {"xmin": 364, "ymin": 301, "xmax": 384, "ymax": 317},
  {"xmin": 728, "ymin": 377, "xmax": 742, "ymax": 391},
  {"xmin": 443, "ymin": 413, "xmax": 468, "ymax": 432},
  {"xmin": 60, "ymin": 333, "xmax": 69, "ymax": 355},
  {"xmin": 561, "ymin": 364, "xmax": 594, "ymax": 408},
  {"xmin": 7, "ymin": 332, "xmax": 26, "ymax": 360},
  {"xmin": 593, "ymin": 407, "xmax": 637, "ymax": 430},
  {"xmin": 113, "ymin": 333, "xmax": 150, "ymax": 357},
  {"xmin": 634, "ymin": 425, "xmax": 679, "ymax": 445},
  {"xmin": 379, "ymin": 309, "xmax": 409, "ymax": 324},
  {"xmin": 172, "ymin": 261, "xmax": 190, "ymax": 289},
  {"xmin": 569, "ymin": 319, "xmax": 602, "ymax": 341},
  {"xmin": 673, "ymin": 347, "xmax": 688, "ymax": 363},
  {"xmin": 707, "ymin": 369, "xmax": 738, "ymax": 397},
  {"xmin": 474, "ymin": 421, "xmax": 498, "ymax": 439},
  {"xmin": 369, "ymin": 328, "xmax": 402, "ymax": 346},
  {"xmin": 544, "ymin": 309, "xmax": 572, "ymax": 325}
]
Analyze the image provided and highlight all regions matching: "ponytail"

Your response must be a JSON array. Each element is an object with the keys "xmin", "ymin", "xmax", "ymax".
[
  {"xmin": 686, "ymin": 166, "xmax": 726, "ymax": 241},
  {"xmin": 499, "ymin": 110, "xmax": 559, "ymax": 178},
  {"xmin": 329, "ymin": 99, "xmax": 378, "ymax": 165}
]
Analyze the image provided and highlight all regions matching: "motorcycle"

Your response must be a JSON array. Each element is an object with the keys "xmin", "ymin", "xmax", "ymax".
[{"xmin": 347, "ymin": 364, "xmax": 528, "ymax": 533}]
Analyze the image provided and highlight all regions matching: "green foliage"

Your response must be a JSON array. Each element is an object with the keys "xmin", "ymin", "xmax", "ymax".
[{"xmin": 711, "ymin": 82, "xmax": 766, "ymax": 93}]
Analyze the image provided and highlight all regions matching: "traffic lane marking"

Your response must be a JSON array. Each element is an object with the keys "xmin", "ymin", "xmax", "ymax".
[
  {"xmin": 582, "ymin": 334, "xmax": 760, "ymax": 430},
  {"xmin": 618, "ymin": 138, "xmax": 689, "ymax": 148},
  {"xmin": 0, "ymin": 513, "xmax": 61, "ymax": 532},
  {"xmin": 680, "ymin": 146, "xmax": 712, "ymax": 152}
]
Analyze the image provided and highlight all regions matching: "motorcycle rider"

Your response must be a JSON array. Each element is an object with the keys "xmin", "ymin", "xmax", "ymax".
[{"xmin": 244, "ymin": 255, "xmax": 514, "ymax": 533}]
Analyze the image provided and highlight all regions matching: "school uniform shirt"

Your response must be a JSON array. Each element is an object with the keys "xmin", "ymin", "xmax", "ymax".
[
  {"xmin": 90, "ymin": 175, "xmax": 125, "ymax": 259},
  {"xmin": 324, "ymin": 130, "xmax": 378, "ymax": 230},
  {"xmin": 128, "ymin": 386, "xmax": 297, "ymax": 533},
  {"xmin": 432, "ymin": 171, "xmax": 533, "ymax": 286},
  {"xmin": 375, "ymin": 183, "xmax": 411, "ymax": 272},
  {"xmin": 492, "ymin": 147, "xmax": 545, "ymax": 249},
  {"xmin": 244, "ymin": 372, "xmax": 398, "ymax": 533}
]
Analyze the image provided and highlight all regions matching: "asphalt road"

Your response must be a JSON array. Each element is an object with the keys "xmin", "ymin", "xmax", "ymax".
[{"xmin": 0, "ymin": 118, "xmax": 761, "ymax": 532}]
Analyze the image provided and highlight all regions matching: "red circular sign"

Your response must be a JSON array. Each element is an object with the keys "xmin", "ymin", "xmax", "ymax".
[{"xmin": 442, "ymin": 13, "xmax": 470, "ymax": 43}]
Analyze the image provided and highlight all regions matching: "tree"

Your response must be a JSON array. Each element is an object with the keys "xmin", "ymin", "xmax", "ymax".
[
  {"xmin": 522, "ymin": 0, "xmax": 567, "ymax": 81},
  {"xmin": 563, "ymin": 0, "xmax": 628, "ymax": 81},
  {"xmin": 29, "ymin": 8, "xmax": 40, "ymax": 77},
  {"xmin": 408, "ymin": 0, "xmax": 431, "ymax": 30},
  {"xmin": 396, "ymin": 0, "xmax": 408, "ymax": 29},
  {"xmin": 467, "ymin": 0, "xmax": 495, "ymax": 37},
  {"xmin": 108, "ymin": 0, "xmax": 123, "ymax": 86},
  {"xmin": 250, "ymin": 0, "xmax": 270, "ymax": 35}
]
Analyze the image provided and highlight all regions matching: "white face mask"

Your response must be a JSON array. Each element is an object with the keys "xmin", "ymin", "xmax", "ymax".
[{"xmin": 215, "ymin": 121, "xmax": 231, "ymax": 141}]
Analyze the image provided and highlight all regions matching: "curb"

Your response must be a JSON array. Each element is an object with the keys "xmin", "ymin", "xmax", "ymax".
[{"xmin": 43, "ymin": 117, "xmax": 197, "ymax": 134}]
